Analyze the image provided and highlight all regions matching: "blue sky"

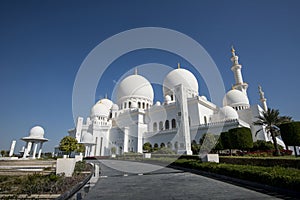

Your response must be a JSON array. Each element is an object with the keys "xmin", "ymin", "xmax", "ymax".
[{"xmin": 0, "ymin": 0, "xmax": 299, "ymax": 152}]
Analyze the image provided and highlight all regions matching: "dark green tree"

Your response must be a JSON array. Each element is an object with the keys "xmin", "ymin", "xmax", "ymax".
[
  {"xmin": 199, "ymin": 133, "xmax": 217, "ymax": 154},
  {"xmin": 228, "ymin": 127, "xmax": 253, "ymax": 150},
  {"xmin": 191, "ymin": 140, "xmax": 200, "ymax": 155},
  {"xmin": 0, "ymin": 150, "xmax": 6, "ymax": 157},
  {"xmin": 254, "ymin": 108, "xmax": 292, "ymax": 156},
  {"xmin": 279, "ymin": 122, "xmax": 300, "ymax": 156},
  {"xmin": 213, "ymin": 135, "xmax": 223, "ymax": 153},
  {"xmin": 143, "ymin": 142, "xmax": 152, "ymax": 152},
  {"xmin": 76, "ymin": 143, "xmax": 85, "ymax": 154},
  {"xmin": 111, "ymin": 146, "xmax": 117, "ymax": 154},
  {"xmin": 59, "ymin": 136, "xmax": 79, "ymax": 157},
  {"xmin": 220, "ymin": 132, "xmax": 232, "ymax": 155}
]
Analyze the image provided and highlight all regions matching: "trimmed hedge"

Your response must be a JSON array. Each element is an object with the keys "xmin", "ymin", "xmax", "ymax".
[
  {"xmin": 174, "ymin": 159, "xmax": 300, "ymax": 191},
  {"xmin": 219, "ymin": 156, "xmax": 300, "ymax": 169}
]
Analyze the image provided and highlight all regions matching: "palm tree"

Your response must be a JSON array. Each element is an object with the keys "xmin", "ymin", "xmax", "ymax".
[{"xmin": 254, "ymin": 108, "xmax": 292, "ymax": 156}]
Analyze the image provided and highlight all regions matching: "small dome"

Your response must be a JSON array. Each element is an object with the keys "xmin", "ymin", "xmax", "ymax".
[
  {"xmin": 219, "ymin": 106, "xmax": 239, "ymax": 120},
  {"xmin": 163, "ymin": 68, "xmax": 198, "ymax": 96},
  {"xmin": 29, "ymin": 126, "xmax": 45, "ymax": 139},
  {"xmin": 96, "ymin": 98, "xmax": 113, "ymax": 109},
  {"xmin": 116, "ymin": 74, "xmax": 154, "ymax": 104},
  {"xmin": 112, "ymin": 104, "xmax": 119, "ymax": 110},
  {"xmin": 165, "ymin": 95, "xmax": 171, "ymax": 102},
  {"xmin": 82, "ymin": 132, "xmax": 94, "ymax": 144},
  {"xmin": 90, "ymin": 103, "xmax": 110, "ymax": 117},
  {"xmin": 223, "ymin": 89, "xmax": 249, "ymax": 107},
  {"xmin": 201, "ymin": 96, "xmax": 207, "ymax": 101}
]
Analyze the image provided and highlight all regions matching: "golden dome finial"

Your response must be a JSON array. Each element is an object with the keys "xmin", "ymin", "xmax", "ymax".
[
  {"xmin": 134, "ymin": 68, "xmax": 138, "ymax": 75},
  {"xmin": 177, "ymin": 63, "xmax": 180, "ymax": 69}
]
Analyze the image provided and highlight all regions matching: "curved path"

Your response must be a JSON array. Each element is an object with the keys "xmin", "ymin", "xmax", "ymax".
[{"xmin": 85, "ymin": 160, "xmax": 281, "ymax": 200}]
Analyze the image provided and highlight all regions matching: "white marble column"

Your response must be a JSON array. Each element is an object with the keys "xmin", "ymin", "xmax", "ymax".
[
  {"xmin": 123, "ymin": 127, "xmax": 129, "ymax": 153},
  {"xmin": 23, "ymin": 141, "xmax": 32, "ymax": 158},
  {"xmin": 9, "ymin": 140, "xmax": 16, "ymax": 157},
  {"xmin": 32, "ymin": 143, "xmax": 38, "ymax": 159},
  {"xmin": 38, "ymin": 142, "xmax": 43, "ymax": 158}
]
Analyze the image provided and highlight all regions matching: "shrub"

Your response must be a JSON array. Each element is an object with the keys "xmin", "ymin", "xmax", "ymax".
[
  {"xmin": 73, "ymin": 161, "xmax": 87, "ymax": 175},
  {"xmin": 252, "ymin": 140, "xmax": 274, "ymax": 151},
  {"xmin": 152, "ymin": 147, "xmax": 175, "ymax": 154}
]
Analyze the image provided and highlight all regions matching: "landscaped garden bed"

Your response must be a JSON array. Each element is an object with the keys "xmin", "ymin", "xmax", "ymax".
[{"xmin": 0, "ymin": 161, "xmax": 92, "ymax": 199}]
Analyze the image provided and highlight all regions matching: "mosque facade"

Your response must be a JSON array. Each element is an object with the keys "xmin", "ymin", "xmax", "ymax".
[{"xmin": 68, "ymin": 48, "xmax": 284, "ymax": 157}]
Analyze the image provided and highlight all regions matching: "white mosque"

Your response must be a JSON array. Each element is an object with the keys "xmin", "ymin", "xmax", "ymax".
[{"xmin": 68, "ymin": 47, "xmax": 283, "ymax": 157}]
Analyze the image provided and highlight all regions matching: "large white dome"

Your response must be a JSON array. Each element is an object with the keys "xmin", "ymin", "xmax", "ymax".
[
  {"xmin": 163, "ymin": 68, "xmax": 198, "ymax": 96},
  {"xmin": 90, "ymin": 103, "xmax": 110, "ymax": 117},
  {"xmin": 218, "ymin": 106, "xmax": 239, "ymax": 120},
  {"xmin": 96, "ymin": 98, "xmax": 113, "ymax": 109},
  {"xmin": 116, "ymin": 74, "xmax": 154, "ymax": 103},
  {"xmin": 223, "ymin": 89, "xmax": 249, "ymax": 107},
  {"xmin": 29, "ymin": 126, "xmax": 45, "ymax": 139}
]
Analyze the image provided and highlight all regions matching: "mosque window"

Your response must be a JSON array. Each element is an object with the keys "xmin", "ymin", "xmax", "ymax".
[
  {"xmin": 146, "ymin": 103, "xmax": 149, "ymax": 109},
  {"xmin": 188, "ymin": 116, "xmax": 191, "ymax": 126},
  {"xmin": 124, "ymin": 102, "xmax": 127, "ymax": 109},
  {"xmin": 165, "ymin": 120, "xmax": 170, "ymax": 130},
  {"xmin": 138, "ymin": 102, "xmax": 141, "ymax": 108},
  {"xmin": 153, "ymin": 122, "xmax": 157, "ymax": 131},
  {"xmin": 171, "ymin": 119, "xmax": 176, "ymax": 129},
  {"xmin": 171, "ymin": 95, "xmax": 174, "ymax": 101},
  {"xmin": 204, "ymin": 116, "xmax": 207, "ymax": 124},
  {"xmin": 159, "ymin": 121, "xmax": 163, "ymax": 130},
  {"xmin": 129, "ymin": 102, "xmax": 132, "ymax": 108},
  {"xmin": 142, "ymin": 102, "xmax": 145, "ymax": 109}
]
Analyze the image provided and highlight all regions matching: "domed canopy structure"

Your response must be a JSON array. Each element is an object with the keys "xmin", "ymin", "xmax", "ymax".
[
  {"xmin": 163, "ymin": 68, "xmax": 198, "ymax": 97},
  {"xmin": 218, "ymin": 106, "xmax": 239, "ymax": 121},
  {"xmin": 22, "ymin": 125, "xmax": 48, "ymax": 141},
  {"xmin": 90, "ymin": 103, "xmax": 110, "ymax": 118},
  {"xmin": 223, "ymin": 89, "xmax": 249, "ymax": 110}
]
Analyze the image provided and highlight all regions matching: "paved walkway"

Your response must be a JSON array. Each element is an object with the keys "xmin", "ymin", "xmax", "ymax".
[{"xmin": 85, "ymin": 160, "xmax": 281, "ymax": 200}]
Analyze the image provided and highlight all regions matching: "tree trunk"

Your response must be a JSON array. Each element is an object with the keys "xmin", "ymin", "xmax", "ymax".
[{"xmin": 271, "ymin": 130, "xmax": 280, "ymax": 156}]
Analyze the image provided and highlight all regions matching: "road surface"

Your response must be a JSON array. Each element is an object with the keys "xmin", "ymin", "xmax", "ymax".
[{"xmin": 85, "ymin": 160, "xmax": 281, "ymax": 200}]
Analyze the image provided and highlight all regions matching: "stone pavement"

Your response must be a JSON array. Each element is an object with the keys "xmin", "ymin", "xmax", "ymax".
[{"xmin": 85, "ymin": 160, "xmax": 281, "ymax": 200}]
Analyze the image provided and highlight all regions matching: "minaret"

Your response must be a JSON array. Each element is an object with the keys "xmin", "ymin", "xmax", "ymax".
[
  {"xmin": 258, "ymin": 85, "xmax": 268, "ymax": 111},
  {"xmin": 230, "ymin": 46, "xmax": 248, "ymax": 95}
]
